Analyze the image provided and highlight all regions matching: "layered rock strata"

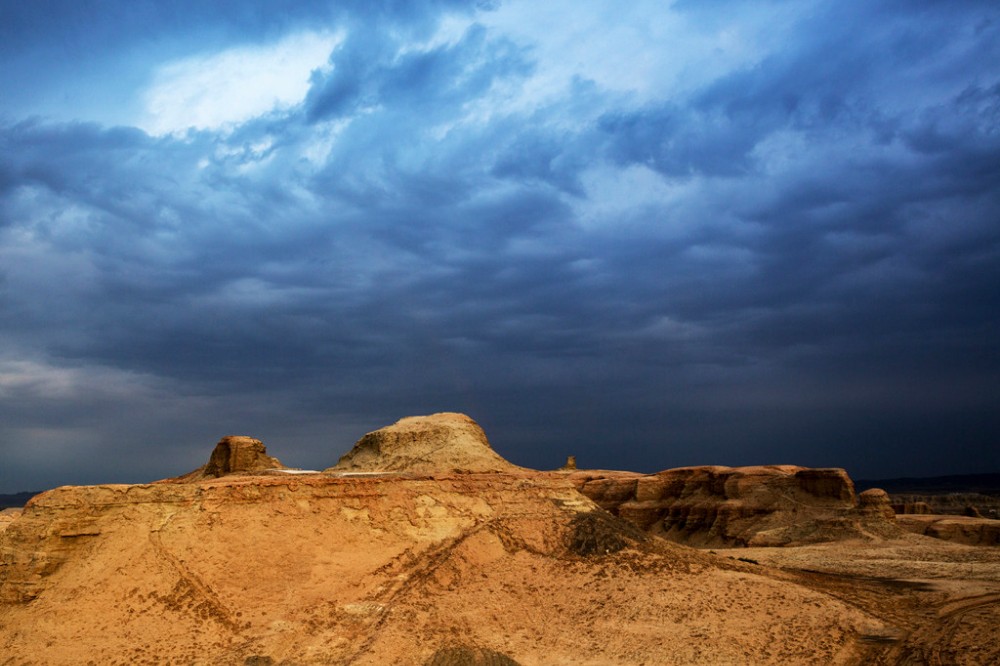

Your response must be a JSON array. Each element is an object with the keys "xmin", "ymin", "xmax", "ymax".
[
  {"xmin": 568, "ymin": 465, "xmax": 901, "ymax": 547},
  {"xmin": 895, "ymin": 515, "xmax": 1000, "ymax": 546}
]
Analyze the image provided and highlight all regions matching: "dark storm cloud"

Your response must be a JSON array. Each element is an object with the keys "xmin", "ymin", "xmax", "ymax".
[
  {"xmin": 578, "ymin": 1, "xmax": 1000, "ymax": 475},
  {"xmin": 1, "ymin": 0, "xmax": 999, "ymax": 492},
  {"xmin": 602, "ymin": 2, "xmax": 1000, "ymax": 176},
  {"xmin": 593, "ymin": 1, "xmax": 1000, "ymax": 334},
  {"xmin": 0, "ymin": 0, "xmax": 479, "ymax": 53}
]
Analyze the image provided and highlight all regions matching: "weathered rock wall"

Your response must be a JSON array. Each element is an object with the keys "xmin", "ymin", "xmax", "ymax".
[
  {"xmin": 569, "ymin": 465, "xmax": 900, "ymax": 547},
  {"xmin": 170, "ymin": 435, "xmax": 287, "ymax": 482}
]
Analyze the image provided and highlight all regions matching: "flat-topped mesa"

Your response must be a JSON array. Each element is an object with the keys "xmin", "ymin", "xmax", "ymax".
[
  {"xmin": 172, "ymin": 435, "xmax": 287, "ymax": 482},
  {"xmin": 895, "ymin": 514, "xmax": 1000, "ymax": 546},
  {"xmin": 327, "ymin": 412, "xmax": 521, "ymax": 474}
]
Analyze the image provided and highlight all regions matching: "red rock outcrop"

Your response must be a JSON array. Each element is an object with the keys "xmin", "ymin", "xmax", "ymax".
[
  {"xmin": 327, "ymin": 413, "xmax": 520, "ymax": 474},
  {"xmin": 568, "ymin": 465, "xmax": 901, "ymax": 547},
  {"xmin": 170, "ymin": 435, "xmax": 286, "ymax": 482}
]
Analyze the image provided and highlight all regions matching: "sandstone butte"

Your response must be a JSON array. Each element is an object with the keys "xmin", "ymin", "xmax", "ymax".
[{"xmin": 0, "ymin": 412, "xmax": 996, "ymax": 665}]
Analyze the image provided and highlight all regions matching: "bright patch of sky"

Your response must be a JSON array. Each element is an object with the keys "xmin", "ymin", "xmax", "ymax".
[
  {"xmin": 476, "ymin": 0, "xmax": 802, "ymax": 111},
  {"xmin": 139, "ymin": 30, "xmax": 340, "ymax": 136}
]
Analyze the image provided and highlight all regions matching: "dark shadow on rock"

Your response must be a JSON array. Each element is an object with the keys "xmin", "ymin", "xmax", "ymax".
[
  {"xmin": 425, "ymin": 645, "xmax": 521, "ymax": 666},
  {"xmin": 567, "ymin": 510, "xmax": 648, "ymax": 557}
]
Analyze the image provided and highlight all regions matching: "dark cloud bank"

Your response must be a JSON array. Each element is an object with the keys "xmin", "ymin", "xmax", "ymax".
[{"xmin": 1, "ymin": 1, "xmax": 998, "ymax": 492}]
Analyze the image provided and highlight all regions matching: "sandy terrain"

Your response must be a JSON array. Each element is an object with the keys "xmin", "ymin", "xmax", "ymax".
[{"xmin": 715, "ymin": 536, "xmax": 1000, "ymax": 665}]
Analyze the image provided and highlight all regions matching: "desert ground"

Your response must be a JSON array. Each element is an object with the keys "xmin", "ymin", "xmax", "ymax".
[
  {"xmin": 715, "ymin": 537, "xmax": 1000, "ymax": 665},
  {"xmin": 1, "ymin": 413, "xmax": 997, "ymax": 665}
]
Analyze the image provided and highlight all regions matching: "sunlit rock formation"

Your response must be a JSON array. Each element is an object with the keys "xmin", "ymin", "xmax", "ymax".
[
  {"xmin": 569, "ymin": 465, "xmax": 901, "ymax": 547},
  {"xmin": 172, "ymin": 435, "xmax": 287, "ymax": 482},
  {"xmin": 327, "ymin": 412, "xmax": 520, "ymax": 474},
  {"xmin": 0, "ymin": 415, "xmax": 893, "ymax": 664}
]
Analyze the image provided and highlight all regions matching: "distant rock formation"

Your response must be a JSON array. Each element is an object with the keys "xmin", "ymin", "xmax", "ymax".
[
  {"xmin": 963, "ymin": 505, "xmax": 984, "ymax": 518},
  {"xmin": 570, "ymin": 465, "xmax": 901, "ymax": 547},
  {"xmin": 895, "ymin": 515, "xmax": 1000, "ymax": 546},
  {"xmin": 171, "ymin": 436, "xmax": 286, "ymax": 482},
  {"xmin": 327, "ymin": 413, "xmax": 520, "ymax": 474},
  {"xmin": 889, "ymin": 493, "xmax": 1000, "ymax": 519},
  {"xmin": 858, "ymin": 488, "xmax": 897, "ymax": 522},
  {"xmin": 892, "ymin": 501, "xmax": 936, "ymax": 515}
]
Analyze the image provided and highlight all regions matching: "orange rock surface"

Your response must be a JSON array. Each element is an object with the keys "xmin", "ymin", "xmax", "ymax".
[{"xmin": 328, "ymin": 412, "xmax": 521, "ymax": 474}]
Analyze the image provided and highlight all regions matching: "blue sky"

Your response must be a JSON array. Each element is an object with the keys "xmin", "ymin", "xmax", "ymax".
[{"xmin": 2, "ymin": 0, "xmax": 999, "ymax": 492}]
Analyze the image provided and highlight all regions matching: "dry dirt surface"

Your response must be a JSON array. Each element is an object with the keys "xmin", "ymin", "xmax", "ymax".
[
  {"xmin": 715, "ymin": 535, "xmax": 1000, "ymax": 666},
  {"xmin": 0, "ymin": 472, "xmax": 901, "ymax": 665}
]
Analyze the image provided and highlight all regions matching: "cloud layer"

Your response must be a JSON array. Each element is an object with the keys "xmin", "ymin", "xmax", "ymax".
[{"xmin": 1, "ymin": 0, "xmax": 999, "ymax": 491}]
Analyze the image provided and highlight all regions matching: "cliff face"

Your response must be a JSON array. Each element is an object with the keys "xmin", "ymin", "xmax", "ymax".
[{"xmin": 569, "ymin": 465, "xmax": 900, "ymax": 547}]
